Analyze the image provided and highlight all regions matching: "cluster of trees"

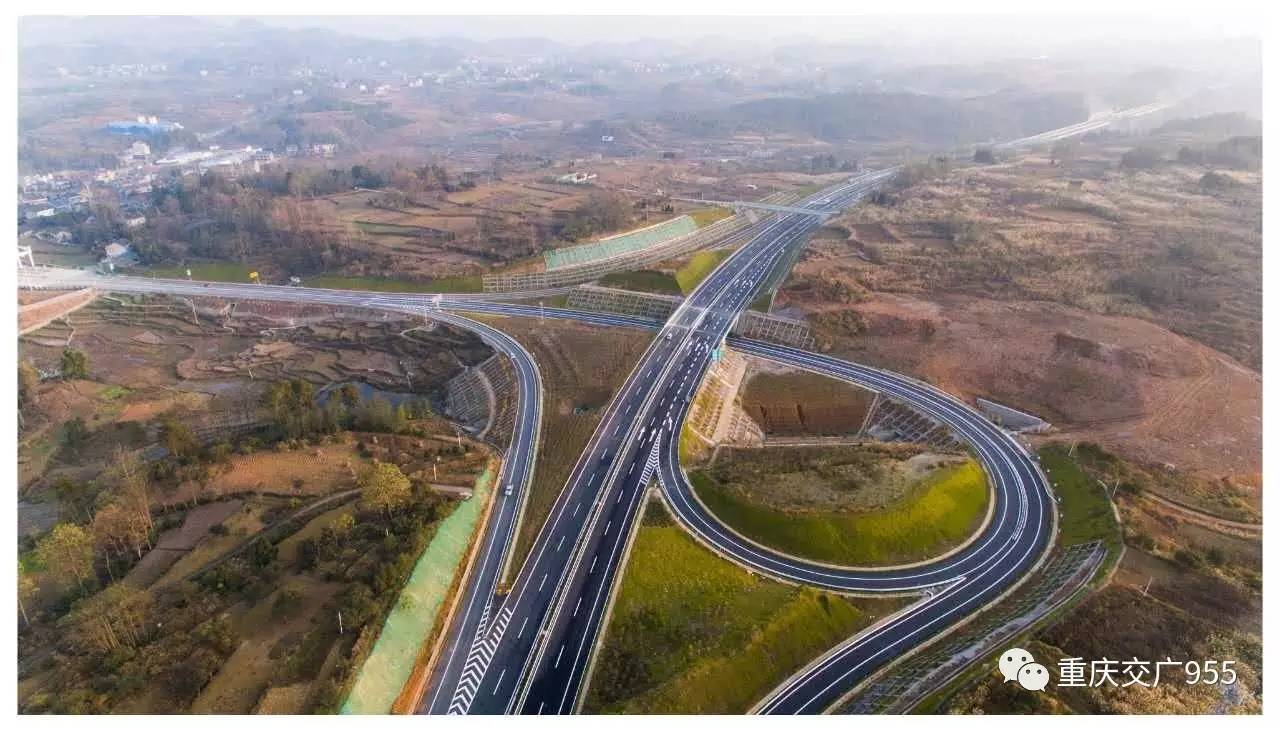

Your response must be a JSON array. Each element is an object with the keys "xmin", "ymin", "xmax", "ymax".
[
  {"xmin": 560, "ymin": 191, "xmax": 633, "ymax": 241},
  {"xmin": 24, "ymin": 557, "xmax": 242, "ymax": 712},
  {"xmin": 18, "ymin": 359, "xmax": 39, "ymax": 413},
  {"xmin": 261, "ymin": 379, "xmax": 433, "ymax": 441},
  {"xmin": 1119, "ymin": 138, "xmax": 1261, "ymax": 172},
  {"xmin": 61, "ymin": 348, "xmax": 88, "ymax": 378},
  {"xmin": 24, "ymin": 202, "xmax": 136, "ymax": 250},
  {"xmin": 808, "ymin": 153, "xmax": 858, "ymax": 173},
  {"xmin": 663, "ymin": 90, "xmax": 1087, "ymax": 144},
  {"xmin": 870, "ymin": 156, "xmax": 954, "ymax": 205},
  {"xmin": 133, "ymin": 170, "xmax": 358, "ymax": 274},
  {"xmin": 130, "ymin": 156, "xmax": 505, "ymax": 274},
  {"xmin": 21, "ymin": 447, "xmax": 156, "ymax": 625},
  {"xmin": 1199, "ymin": 171, "xmax": 1242, "ymax": 191},
  {"xmin": 1120, "ymin": 146, "xmax": 1164, "ymax": 170},
  {"xmin": 18, "ymin": 370, "xmax": 461, "ymax": 713},
  {"xmin": 294, "ymin": 462, "xmax": 456, "ymax": 712},
  {"xmin": 1177, "ymin": 136, "xmax": 1262, "ymax": 171},
  {"xmin": 251, "ymin": 160, "xmax": 476, "ymax": 199}
]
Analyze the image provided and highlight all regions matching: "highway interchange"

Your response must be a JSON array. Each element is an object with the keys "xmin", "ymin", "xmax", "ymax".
[{"xmin": 18, "ymin": 156, "xmax": 1072, "ymax": 714}]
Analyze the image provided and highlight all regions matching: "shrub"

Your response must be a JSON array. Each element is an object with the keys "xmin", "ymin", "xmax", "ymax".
[
  {"xmin": 1120, "ymin": 146, "xmax": 1163, "ymax": 170},
  {"xmin": 1173, "ymin": 547, "xmax": 1206, "ymax": 570}
]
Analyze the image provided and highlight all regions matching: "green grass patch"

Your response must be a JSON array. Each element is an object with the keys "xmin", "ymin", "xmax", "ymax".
[
  {"xmin": 303, "ymin": 274, "xmax": 483, "ymax": 294},
  {"xmin": 688, "ymin": 207, "xmax": 734, "ymax": 228},
  {"xmin": 584, "ymin": 501, "xmax": 895, "ymax": 714},
  {"xmin": 748, "ymin": 290, "xmax": 774, "ymax": 312},
  {"xmin": 691, "ymin": 459, "xmax": 990, "ymax": 566},
  {"xmin": 98, "ymin": 385, "xmax": 131, "ymax": 401},
  {"xmin": 597, "ymin": 269, "xmax": 682, "ymax": 295},
  {"xmin": 146, "ymin": 262, "xmax": 258, "ymax": 282},
  {"xmin": 1038, "ymin": 445, "xmax": 1121, "ymax": 551},
  {"xmin": 19, "ymin": 550, "xmax": 45, "ymax": 574},
  {"xmin": 675, "ymin": 249, "xmax": 733, "ymax": 294}
]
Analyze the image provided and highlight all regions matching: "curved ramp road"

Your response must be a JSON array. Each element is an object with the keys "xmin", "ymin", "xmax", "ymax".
[
  {"xmin": 16, "ymin": 267, "xmax": 554, "ymax": 713},
  {"xmin": 656, "ymin": 338, "xmax": 1054, "ymax": 713},
  {"xmin": 655, "ymin": 336, "xmax": 1054, "ymax": 594},
  {"xmin": 410, "ymin": 312, "xmax": 544, "ymax": 716},
  {"xmin": 17, "ymin": 165, "xmax": 1055, "ymax": 715}
]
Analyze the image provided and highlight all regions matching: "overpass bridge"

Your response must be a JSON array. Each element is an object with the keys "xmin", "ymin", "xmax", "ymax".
[{"xmin": 670, "ymin": 196, "xmax": 835, "ymax": 218}]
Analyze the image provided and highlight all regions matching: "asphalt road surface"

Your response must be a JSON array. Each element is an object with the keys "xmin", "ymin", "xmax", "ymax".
[{"xmin": 16, "ymin": 164, "xmax": 1051, "ymax": 715}]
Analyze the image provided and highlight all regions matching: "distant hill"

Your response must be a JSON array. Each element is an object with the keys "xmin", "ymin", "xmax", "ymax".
[
  {"xmin": 1157, "ymin": 112, "xmax": 1262, "ymax": 138},
  {"xmin": 658, "ymin": 90, "xmax": 1088, "ymax": 145}
]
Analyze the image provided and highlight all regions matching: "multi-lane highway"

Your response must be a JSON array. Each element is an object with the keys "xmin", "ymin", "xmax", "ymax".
[
  {"xmin": 422, "ymin": 169, "xmax": 898, "ymax": 715},
  {"xmin": 17, "ymin": 162, "xmax": 1051, "ymax": 715},
  {"xmin": 994, "ymin": 102, "xmax": 1170, "ymax": 150}
]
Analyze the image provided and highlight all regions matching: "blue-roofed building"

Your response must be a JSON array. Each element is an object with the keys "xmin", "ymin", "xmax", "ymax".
[{"xmin": 105, "ymin": 115, "xmax": 184, "ymax": 136}]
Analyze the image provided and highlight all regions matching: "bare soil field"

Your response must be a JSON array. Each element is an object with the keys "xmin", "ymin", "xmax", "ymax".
[
  {"xmin": 155, "ymin": 441, "xmax": 363, "ymax": 507},
  {"xmin": 776, "ymin": 145, "xmax": 1260, "ymax": 503},
  {"xmin": 791, "ymin": 291, "xmax": 1259, "ymax": 485},
  {"xmin": 1112, "ymin": 548, "xmax": 1260, "ymax": 635},
  {"xmin": 739, "ymin": 368, "xmax": 876, "ymax": 437},
  {"xmin": 295, "ymin": 159, "xmax": 738, "ymax": 280},
  {"xmin": 18, "ymin": 297, "xmax": 490, "ymax": 515},
  {"xmin": 125, "ymin": 499, "xmax": 246, "ymax": 587}
]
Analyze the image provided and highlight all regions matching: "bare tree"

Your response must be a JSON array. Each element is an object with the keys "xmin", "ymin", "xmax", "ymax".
[{"xmin": 113, "ymin": 447, "xmax": 154, "ymax": 541}]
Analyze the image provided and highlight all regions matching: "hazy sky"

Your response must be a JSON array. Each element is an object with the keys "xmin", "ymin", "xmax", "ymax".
[{"xmin": 244, "ymin": 13, "xmax": 1260, "ymax": 45}]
